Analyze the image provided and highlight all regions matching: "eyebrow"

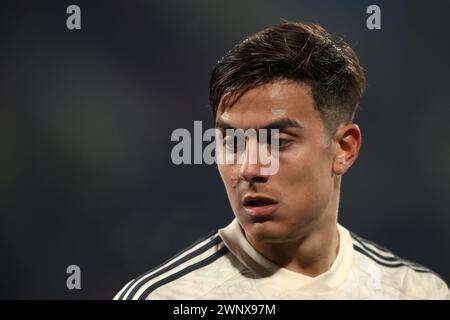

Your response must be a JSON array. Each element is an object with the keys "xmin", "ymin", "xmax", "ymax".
[{"xmin": 215, "ymin": 117, "xmax": 304, "ymax": 131}]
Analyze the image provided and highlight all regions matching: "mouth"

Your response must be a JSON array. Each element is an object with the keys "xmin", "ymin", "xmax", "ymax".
[{"xmin": 242, "ymin": 195, "xmax": 278, "ymax": 218}]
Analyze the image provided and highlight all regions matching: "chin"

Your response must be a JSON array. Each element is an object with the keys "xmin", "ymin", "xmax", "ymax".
[{"xmin": 243, "ymin": 219, "xmax": 292, "ymax": 244}]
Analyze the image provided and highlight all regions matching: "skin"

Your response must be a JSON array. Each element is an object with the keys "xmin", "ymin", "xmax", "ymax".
[{"xmin": 216, "ymin": 80, "xmax": 362, "ymax": 277}]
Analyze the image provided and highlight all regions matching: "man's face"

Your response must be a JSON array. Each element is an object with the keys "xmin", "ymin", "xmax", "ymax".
[{"xmin": 216, "ymin": 80, "xmax": 338, "ymax": 243}]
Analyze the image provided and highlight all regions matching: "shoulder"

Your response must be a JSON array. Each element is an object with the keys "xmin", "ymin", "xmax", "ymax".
[
  {"xmin": 350, "ymin": 231, "xmax": 450, "ymax": 299},
  {"xmin": 114, "ymin": 230, "xmax": 238, "ymax": 300}
]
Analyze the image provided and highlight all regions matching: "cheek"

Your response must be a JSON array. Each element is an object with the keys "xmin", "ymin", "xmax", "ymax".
[
  {"xmin": 218, "ymin": 165, "xmax": 241, "ymax": 213},
  {"xmin": 279, "ymin": 164, "xmax": 332, "ymax": 226},
  {"xmin": 218, "ymin": 164, "xmax": 239, "ymax": 193},
  {"xmin": 281, "ymin": 148, "xmax": 333, "ymax": 199}
]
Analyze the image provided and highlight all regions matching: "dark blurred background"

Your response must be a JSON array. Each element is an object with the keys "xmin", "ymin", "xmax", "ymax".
[{"xmin": 0, "ymin": 0, "xmax": 449, "ymax": 299}]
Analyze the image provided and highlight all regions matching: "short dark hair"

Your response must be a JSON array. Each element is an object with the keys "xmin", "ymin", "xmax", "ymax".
[{"xmin": 209, "ymin": 21, "xmax": 366, "ymax": 134}]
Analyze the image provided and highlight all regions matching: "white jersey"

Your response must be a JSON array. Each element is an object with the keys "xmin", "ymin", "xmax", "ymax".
[{"xmin": 114, "ymin": 218, "xmax": 450, "ymax": 300}]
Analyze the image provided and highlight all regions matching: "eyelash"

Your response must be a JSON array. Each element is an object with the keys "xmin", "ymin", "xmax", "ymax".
[
  {"xmin": 276, "ymin": 139, "xmax": 292, "ymax": 147},
  {"xmin": 222, "ymin": 137, "xmax": 292, "ymax": 152}
]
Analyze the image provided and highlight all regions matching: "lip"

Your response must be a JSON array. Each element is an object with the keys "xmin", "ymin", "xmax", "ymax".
[{"xmin": 241, "ymin": 194, "xmax": 278, "ymax": 218}]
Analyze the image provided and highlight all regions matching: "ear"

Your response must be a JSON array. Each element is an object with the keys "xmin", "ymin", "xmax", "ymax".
[{"xmin": 332, "ymin": 123, "xmax": 362, "ymax": 176}]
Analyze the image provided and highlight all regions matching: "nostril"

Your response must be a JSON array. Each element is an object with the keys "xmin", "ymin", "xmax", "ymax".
[
  {"xmin": 251, "ymin": 176, "xmax": 268, "ymax": 183},
  {"xmin": 239, "ymin": 167, "xmax": 268, "ymax": 183}
]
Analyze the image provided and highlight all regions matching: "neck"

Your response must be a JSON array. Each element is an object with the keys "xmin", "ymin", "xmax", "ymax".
[{"xmin": 245, "ymin": 219, "xmax": 339, "ymax": 277}]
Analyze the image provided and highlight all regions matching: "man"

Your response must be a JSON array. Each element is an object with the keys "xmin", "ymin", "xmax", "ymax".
[{"xmin": 114, "ymin": 22, "xmax": 449, "ymax": 300}]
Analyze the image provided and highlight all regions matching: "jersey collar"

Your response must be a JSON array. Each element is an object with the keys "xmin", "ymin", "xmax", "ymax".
[{"xmin": 218, "ymin": 218, "xmax": 353, "ymax": 295}]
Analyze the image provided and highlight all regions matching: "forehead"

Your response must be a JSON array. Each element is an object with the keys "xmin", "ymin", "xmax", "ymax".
[{"xmin": 216, "ymin": 81, "xmax": 320, "ymax": 129}]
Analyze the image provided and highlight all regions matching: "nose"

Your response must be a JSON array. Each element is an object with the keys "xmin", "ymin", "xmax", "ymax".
[{"xmin": 238, "ymin": 139, "xmax": 269, "ymax": 183}]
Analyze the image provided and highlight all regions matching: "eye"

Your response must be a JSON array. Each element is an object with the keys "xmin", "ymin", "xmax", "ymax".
[
  {"xmin": 223, "ymin": 135, "xmax": 234, "ymax": 150},
  {"xmin": 278, "ymin": 139, "xmax": 291, "ymax": 147},
  {"xmin": 223, "ymin": 135, "xmax": 245, "ymax": 153},
  {"xmin": 269, "ymin": 136, "xmax": 292, "ymax": 148}
]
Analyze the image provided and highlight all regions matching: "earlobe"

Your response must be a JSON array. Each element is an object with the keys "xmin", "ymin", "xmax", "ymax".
[{"xmin": 332, "ymin": 157, "xmax": 347, "ymax": 176}]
